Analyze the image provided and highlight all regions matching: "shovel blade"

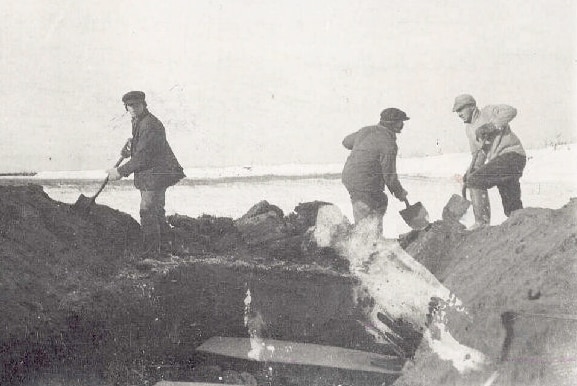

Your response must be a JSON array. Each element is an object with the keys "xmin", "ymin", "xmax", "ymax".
[
  {"xmin": 442, "ymin": 194, "xmax": 471, "ymax": 222},
  {"xmin": 399, "ymin": 201, "xmax": 430, "ymax": 230}
]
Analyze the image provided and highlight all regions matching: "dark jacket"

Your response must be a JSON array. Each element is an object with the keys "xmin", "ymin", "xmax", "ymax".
[
  {"xmin": 117, "ymin": 110, "xmax": 185, "ymax": 191},
  {"xmin": 341, "ymin": 124, "xmax": 406, "ymax": 200}
]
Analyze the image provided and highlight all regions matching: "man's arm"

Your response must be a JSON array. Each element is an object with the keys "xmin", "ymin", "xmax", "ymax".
[
  {"xmin": 475, "ymin": 122, "xmax": 500, "ymax": 142},
  {"xmin": 118, "ymin": 120, "xmax": 164, "ymax": 177},
  {"xmin": 120, "ymin": 138, "xmax": 132, "ymax": 158},
  {"xmin": 342, "ymin": 131, "xmax": 358, "ymax": 150},
  {"xmin": 380, "ymin": 153, "xmax": 407, "ymax": 201},
  {"xmin": 488, "ymin": 105, "xmax": 517, "ymax": 128}
]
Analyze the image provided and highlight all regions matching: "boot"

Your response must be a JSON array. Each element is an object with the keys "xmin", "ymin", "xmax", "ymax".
[
  {"xmin": 158, "ymin": 209, "xmax": 175, "ymax": 254},
  {"xmin": 138, "ymin": 209, "xmax": 165, "ymax": 259},
  {"xmin": 469, "ymin": 188, "xmax": 490, "ymax": 230}
]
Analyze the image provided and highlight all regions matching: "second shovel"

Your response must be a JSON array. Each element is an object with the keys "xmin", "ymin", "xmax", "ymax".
[{"xmin": 399, "ymin": 199, "xmax": 430, "ymax": 230}]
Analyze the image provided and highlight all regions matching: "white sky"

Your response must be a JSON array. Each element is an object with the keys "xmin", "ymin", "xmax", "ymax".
[{"xmin": 0, "ymin": 0, "xmax": 575, "ymax": 172}]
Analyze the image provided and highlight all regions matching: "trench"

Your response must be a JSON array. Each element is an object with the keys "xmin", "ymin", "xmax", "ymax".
[{"xmin": 7, "ymin": 260, "xmax": 401, "ymax": 386}]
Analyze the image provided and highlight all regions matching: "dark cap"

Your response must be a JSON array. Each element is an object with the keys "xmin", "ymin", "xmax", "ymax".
[
  {"xmin": 122, "ymin": 91, "xmax": 146, "ymax": 104},
  {"xmin": 380, "ymin": 107, "xmax": 410, "ymax": 122}
]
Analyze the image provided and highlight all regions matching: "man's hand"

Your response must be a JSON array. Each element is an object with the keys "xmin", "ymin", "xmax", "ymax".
[
  {"xmin": 395, "ymin": 188, "xmax": 408, "ymax": 202},
  {"xmin": 475, "ymin": 122, "xmax": 499, "ymax": 142},
  {"xmin": 106, "ymin": 168, "xmax": 122, "ymax": 181},
  {"xmin": 462, "ymin": 169, "xmax": 470, "ymax": 184},
  {"xmin": 120, "ymin": 138, "xmax": 132, "ymax": 158}
]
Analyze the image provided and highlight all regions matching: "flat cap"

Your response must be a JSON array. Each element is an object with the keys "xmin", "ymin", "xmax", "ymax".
[
  {"xmin": 122, "ymin": 91, "xmax": 146, "ymax": 104},
  {"xmin": 380, "ymin": 107, "xmax": 410, "ymax": 122},
  {"xmin": 452, "ymin": 94, "xmax": 476, "ymax": 112}
]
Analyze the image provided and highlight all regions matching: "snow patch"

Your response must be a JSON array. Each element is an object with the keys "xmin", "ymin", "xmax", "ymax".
[
  {"xmin": 313, "ymin": 204, "xmax": 489, "ymax": 374},
  {"xmin": 27, "ymin": 143, "xmax": 576, "ymax": 184}
]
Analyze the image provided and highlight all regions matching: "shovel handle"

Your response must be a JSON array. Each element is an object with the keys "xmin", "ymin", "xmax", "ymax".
[
  {"xmin": 113, "ymin": 156, "xmax": 125, "ymax": 168},
  {"xmin": 93, "ymin": 156, "xmax": 125, "ymax": 199},
  {"xmin": 403, "ymin": 198, "xmax": 410, "ymax": 208},
  {"xmin": 462, "ymin": 149, "xmax": 482, "ymax": 200}
]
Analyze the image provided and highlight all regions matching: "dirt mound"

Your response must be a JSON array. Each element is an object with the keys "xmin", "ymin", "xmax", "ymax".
[
  {"xmin": 2, "ymin": 184, "xmax": 575, "ymax": 386},
  {"xmin": 168, "ymin": 199, "xmax": 347, "ymax": 270},
  {"xmin": 0, "ymin": 186, "xmax": 353, "ymax": 385},
  {"xmin": 0, "ymin": 185, "xmax": 141, "ymax": 337},
  {"xmin": 0, "ymin": 185, "xmax": 144, "ymax": 384},
  {"xmin": 396, "ymin": 199, "xmax": 577, "ymax": 385}
]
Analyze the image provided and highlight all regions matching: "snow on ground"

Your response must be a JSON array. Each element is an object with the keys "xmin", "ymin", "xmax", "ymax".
[
  {"xmin": 15, "ymin": 144, "xmax": 577, "ymax": 239},
  {"xmin": 30, "ymin": 163, "xmax": 344, "ymax": 181},
  {"xmin": 399, "ymin": 143, "xmax": 576, "ymax": 183},
  {"xmin": 27, "ymin": 143, "xmax": 576, "ymax": 183}
]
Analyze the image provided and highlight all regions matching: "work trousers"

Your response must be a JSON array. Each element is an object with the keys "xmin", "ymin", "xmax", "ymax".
[
  {"xmin": 349, "ymin": 190, "xmax": 388, "ymax": 236},
  {"xmin": 139, "ymin": 188, "xmax": 171, "ymax": 253},
  {"xmin": 466, "ymin": 152, "xmax": 527, "ymax": 217}
]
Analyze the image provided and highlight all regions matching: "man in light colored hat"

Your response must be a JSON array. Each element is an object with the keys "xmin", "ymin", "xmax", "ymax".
[
  {"xmin": 452, "ymin": 94, "xmax": 526, "ymax": 229},
  {"xmin": 107, "ymin": 91, "xmax": 185, "ymax": 258},
  {"xmin": 341, "ymin": 107, "xmax": 410, "ymax": 235}
]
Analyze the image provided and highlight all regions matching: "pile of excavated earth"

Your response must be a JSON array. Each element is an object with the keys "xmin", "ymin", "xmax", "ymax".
[{"xmin": 0, "ymin": 184, "xmax": 575, "ymax": 386}]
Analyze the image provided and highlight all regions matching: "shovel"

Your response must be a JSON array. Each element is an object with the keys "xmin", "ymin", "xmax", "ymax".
[
  {"xmin": 441, "ymin": 186, "xmax": 471, "ymax": 222},
  {"xmin": 441, "ymin": 150, "xmax": 483, "ymax": 222},
  {"xmin": 72, "ymin": 156, "xmax": 124, "ymax": 216},
  {"xmin": 399, "ymin": 199, "xmax": 430, "ymax": 230}
]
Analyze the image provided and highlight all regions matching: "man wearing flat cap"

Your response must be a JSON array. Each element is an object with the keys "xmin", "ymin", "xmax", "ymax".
[
  {"xmin": 341, "ymin": 107, "xmax": 410, "ymax": 235},
  {"xmin": 107, "ymin": 91, "xmax": 185, "ymax": 258},
  {"xmin": 452, "ymin": 94, "xmax": 526, "ymax": 229}
]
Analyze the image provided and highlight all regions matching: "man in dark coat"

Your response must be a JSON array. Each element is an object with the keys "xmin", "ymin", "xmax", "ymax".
[
  {"xmin": 107, "ymin": 91, "xmax": 185, "ymax": 257},
  {"xmin": 341, "ymin": 107, "xmax": 410, "ymax": 235}
]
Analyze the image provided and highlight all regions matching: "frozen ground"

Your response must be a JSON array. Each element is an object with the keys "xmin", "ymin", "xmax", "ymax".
[{"xmin": 12, "ymin": 144, "xmax": 577, "ymax": 239}]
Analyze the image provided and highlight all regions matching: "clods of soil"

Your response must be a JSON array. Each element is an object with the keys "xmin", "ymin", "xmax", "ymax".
[
  {"xmin": 397, "ymin": 199, "xmax": 577, "ymax": 386},
  {"xmin": 1, "ymin": 184, "xmax": 576, "ymax": 386}
]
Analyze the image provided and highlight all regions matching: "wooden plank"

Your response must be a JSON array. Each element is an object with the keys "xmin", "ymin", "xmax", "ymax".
[{"xmin": 196, "ymin": 336, "xmax": 403, "ymax": 374}]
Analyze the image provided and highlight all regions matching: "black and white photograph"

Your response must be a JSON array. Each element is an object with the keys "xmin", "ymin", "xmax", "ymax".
[{"xmin": 0, "ymin": 1, "xmax": 576, "ymax": 385}]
